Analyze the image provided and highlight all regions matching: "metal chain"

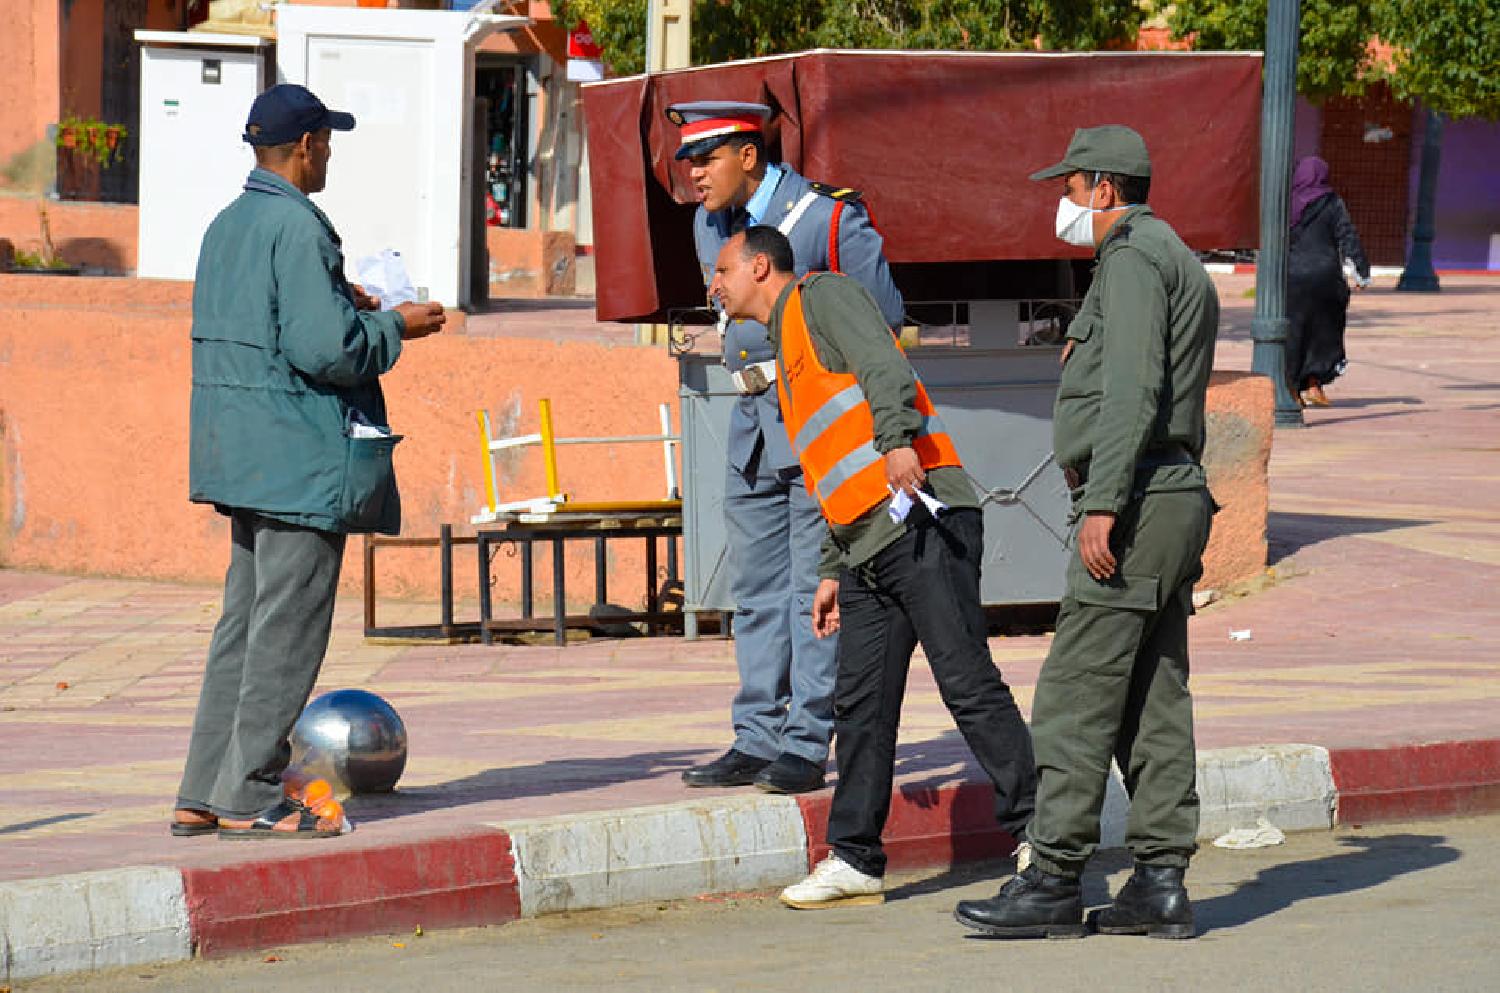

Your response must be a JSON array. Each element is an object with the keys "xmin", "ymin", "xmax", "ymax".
[{"xmin": 965, "ymin": 452, "xmax": 1071, "ymax": 545}]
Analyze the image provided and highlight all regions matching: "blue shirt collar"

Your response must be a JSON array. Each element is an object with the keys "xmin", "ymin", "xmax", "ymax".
[{"xmin": 743, "ymin": 163, "xmax": 785, "ymax": 226}]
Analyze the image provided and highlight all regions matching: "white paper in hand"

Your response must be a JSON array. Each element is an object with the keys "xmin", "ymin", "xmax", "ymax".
[
  {"xmin": 887, "ymin": 484, "xmax": 948, "ymax": 524},
  {"xmin": 353, "ymin": 249, "xmax": 419, "ymax": 310}
]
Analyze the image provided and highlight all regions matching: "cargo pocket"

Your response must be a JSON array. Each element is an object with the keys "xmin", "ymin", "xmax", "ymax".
[
  {"xmin": 341, "ymin": 433, "xmax": 403, "ymax": 532},
  {"xmin": 1067, "ymin": 563, "xmax": 1160, "ymax": 613}
]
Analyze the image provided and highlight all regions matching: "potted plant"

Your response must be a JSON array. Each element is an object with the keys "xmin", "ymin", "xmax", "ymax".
[
  {"xmin": 5, "ymin": 202, "xmax": 81, "ymax": 276},
  {"xmin": 56, "ymin": 116, "xmax": 128, "ymax": 169},
  {"xmin": 53, "ymin": 115, "xmax": 129, "ymax": 200}
]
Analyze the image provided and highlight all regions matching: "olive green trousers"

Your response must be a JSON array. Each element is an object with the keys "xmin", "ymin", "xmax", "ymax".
[{"xmin": 1027, "ymin": 486, "xmax": 1214, "ymax": 879}]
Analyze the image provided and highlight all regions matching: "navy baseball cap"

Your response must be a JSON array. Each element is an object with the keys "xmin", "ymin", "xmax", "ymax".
[{"xmin": 243, "ymin": 84, "xmax": 355, "ymax": 146}]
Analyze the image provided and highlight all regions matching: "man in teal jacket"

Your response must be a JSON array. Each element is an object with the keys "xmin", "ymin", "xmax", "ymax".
[{"xmin": 172, "ymin": 84, "xmax": 445, "ymax": 839}]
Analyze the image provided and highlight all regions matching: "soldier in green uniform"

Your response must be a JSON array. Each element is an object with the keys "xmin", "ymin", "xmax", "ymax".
[{"xmin": 955, "ymin": 126, "xmax": 1219, "ymax": 939}]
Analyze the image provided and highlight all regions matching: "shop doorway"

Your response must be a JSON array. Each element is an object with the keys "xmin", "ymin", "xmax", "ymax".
[{"xmin": 476, "ymin": 59, "xmax": 530, "ymax": 230}]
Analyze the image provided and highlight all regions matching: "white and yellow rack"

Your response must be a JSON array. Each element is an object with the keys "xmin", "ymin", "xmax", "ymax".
[{"xmin": 472, "ymin": 398, "xmax": 682, "ymax": 524}]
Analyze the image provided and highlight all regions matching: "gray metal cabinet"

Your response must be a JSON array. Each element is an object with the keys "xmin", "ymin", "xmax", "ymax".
[
  {"xmin": 678, "ymin": 347, "xmax": 1070, "ymax": 633},
  {"xmin": 677, "ymin": 355, "xmax": 739, "ymax": 630},
  {"xmin": 913, "ymin": 346, "xmax": 1072, "ymax": 603}
]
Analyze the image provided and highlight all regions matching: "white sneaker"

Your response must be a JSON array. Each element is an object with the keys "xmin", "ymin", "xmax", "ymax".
[{"xmin": 779, "ymin": 854, "xmax": 885, "ymax": 910}]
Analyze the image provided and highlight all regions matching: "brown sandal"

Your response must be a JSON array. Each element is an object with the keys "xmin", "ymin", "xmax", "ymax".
[
  {"xmin": 170, "ymin": 808, "xmax": 218, "ymax": 838},
  {"xmin": 218, "ymin": 798, "xmax": 342, "ymax": 840}
]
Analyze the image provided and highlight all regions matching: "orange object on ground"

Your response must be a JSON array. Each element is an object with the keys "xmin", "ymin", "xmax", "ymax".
[{"xmin": 288, "ymin": 778, "xmax": 345, "ymax": 829}]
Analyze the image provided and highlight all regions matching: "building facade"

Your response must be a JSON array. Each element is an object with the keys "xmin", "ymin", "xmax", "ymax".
[{"xmin": 0, "ymin": 0, "xmax": 593, "ymax": 294}]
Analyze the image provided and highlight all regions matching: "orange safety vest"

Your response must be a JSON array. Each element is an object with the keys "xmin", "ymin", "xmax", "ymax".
[{"xmin": 776, "ymin": 277, "xmax": 962, "ymax": 525}]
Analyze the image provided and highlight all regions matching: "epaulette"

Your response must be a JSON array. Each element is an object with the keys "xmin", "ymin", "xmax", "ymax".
[{"xmin": 808, "ymin": 181, "xmax": 864, "ymax": 203}]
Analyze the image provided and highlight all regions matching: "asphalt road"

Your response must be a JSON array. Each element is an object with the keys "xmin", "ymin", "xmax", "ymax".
[{"xmin": 25, "ymin": 815, "xmax": 1500, "ymax": 993}]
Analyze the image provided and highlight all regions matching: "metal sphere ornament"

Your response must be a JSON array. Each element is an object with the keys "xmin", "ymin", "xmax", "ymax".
[{"xmin": 288, "ymin": 689, "xmax": 408, "ymax": 795}]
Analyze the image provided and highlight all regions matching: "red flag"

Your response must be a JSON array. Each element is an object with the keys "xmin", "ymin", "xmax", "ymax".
[{"xmin": 567, "ymin": 20, "xmax": 603, "ymax": 60}]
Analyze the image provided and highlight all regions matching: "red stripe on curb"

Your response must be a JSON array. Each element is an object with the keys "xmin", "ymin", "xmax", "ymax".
[
  {"xmin": 1329, "ymin": 740, "xmax": 1500, "ymax": 824},
  {"xmin": 797, "ymin": 782, "xmax": 1017, "ymax": 872},
  {"xmin": 1228, "ymin": 264, "xmax": 1500, "ymax": 277},
  {"xmin": 182, "ymin": 829, "xmax": 520, "ymax": 957}
]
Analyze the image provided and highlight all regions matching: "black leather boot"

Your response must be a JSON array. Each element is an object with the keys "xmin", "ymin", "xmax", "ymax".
[
  {"xmin": 1092, "ymin": 864, "xmax": 1195, "ymax": 939},
  {"xmin": 681, "ymin": 748, "xmax": 769, "ymax": 787},
  {"xmin": 953, "ymin": 866, "xmax": 1086, "ymax": 939}
]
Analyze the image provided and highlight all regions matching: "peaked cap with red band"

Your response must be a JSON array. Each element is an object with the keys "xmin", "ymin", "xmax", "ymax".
[{"xmin": 665, "ymin": 100, "xmax": 772, "ymax": 160}]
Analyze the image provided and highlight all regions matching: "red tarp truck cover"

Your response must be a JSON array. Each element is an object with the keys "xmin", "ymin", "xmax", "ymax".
[{"xmin": 582, "ymin": 49, "xmax": 1263, "ymax": 322}]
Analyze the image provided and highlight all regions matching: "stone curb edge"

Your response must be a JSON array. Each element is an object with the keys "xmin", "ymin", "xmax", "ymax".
[{"xmin": 5, "ymin": 739, "xmax": 1498, "ymax": 982}]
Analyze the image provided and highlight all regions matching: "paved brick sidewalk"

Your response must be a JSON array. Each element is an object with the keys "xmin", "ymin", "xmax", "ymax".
[{"xmin": 1, "ymin": 275, "xmax": 1497, "ymax": 889}]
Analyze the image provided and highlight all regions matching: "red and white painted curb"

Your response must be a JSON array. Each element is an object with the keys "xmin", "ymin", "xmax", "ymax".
[
  {"xmin": 1200, "ymin": 263, "xmax": 1500, "ymax": 278},
  {"xmin": 4, "ymin": 740, "xmax": 1498, "ymax": 982}
]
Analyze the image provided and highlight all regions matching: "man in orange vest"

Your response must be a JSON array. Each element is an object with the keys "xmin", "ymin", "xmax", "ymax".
[{"xmin": 710, "ymin": 225, "xmax": 1037, "ymax": 910}]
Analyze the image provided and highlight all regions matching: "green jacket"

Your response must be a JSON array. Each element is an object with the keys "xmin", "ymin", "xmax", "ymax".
[
  {"xmin": 1053, "ymin": 205, "xmax": 1219, "ymax": 515},
  {"xmin": 189, "ymin": 168, "xmax": 408, "ymax": 534},
  {"xmin": 767, "ymin": 273, "xmax": 976, "ymax": 578}
]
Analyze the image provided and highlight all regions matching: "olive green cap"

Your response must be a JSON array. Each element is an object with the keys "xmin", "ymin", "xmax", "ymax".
[{"xmin": 1029, "ymin": 125, "xmax": 1151, "ymax": 181}]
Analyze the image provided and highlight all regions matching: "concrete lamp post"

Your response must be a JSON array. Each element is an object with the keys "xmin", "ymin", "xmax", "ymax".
[
  {"xmin": 1397, "ymin": 109, "xmax": 1444, "ymax": 292},
  {"xmin": 1249, "ymin": 0, "xmax": 1306, "ymax": 428}
]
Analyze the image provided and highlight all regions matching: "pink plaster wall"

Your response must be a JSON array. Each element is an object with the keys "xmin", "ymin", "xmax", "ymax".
[
  {"xmin": 0, "ymin": 275, "xmax": 679, "ymax": 613},
  {"xmin": 0, "ymin": 196, "xmax": 138, "ymax": 272},
  {"xmin": 0, "ymin": 276, "xmax": 1271, "ymax": 611},
  {"xmin": 0, "ymin": 1, "xmax": 61, "ymax": 175},
  {"xmin": 1201, "ymin": 372, "xmax": 1274, "ymax": 591}
]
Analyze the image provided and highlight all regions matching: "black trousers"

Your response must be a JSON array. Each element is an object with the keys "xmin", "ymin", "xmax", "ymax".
[{"xmin": 827, "ymin": 508, "xmax": 1037, "ymax": 877}]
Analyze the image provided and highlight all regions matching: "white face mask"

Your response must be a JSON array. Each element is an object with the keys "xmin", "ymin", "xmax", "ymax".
[{"xmin": 1054, "ymin": 178, "xmax": 1100, "ymax": 248}]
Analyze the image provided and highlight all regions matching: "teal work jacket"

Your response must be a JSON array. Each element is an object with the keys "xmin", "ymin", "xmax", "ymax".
[{"xmin": 188, "ymin": 168, "xmax": 407, "ymax": 534}]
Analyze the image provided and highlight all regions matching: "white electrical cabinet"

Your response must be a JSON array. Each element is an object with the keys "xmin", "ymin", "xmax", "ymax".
[
  {"xmin": 135, "ymin": 32, "xmax": 270, "ymax": 281},
  {"xmin": 275, "ymin": 6, "xmax": 528, "ymax": 307}
]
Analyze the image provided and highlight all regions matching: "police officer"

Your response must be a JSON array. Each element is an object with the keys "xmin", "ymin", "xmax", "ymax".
[
  {"xmin": 668, "ymin": 101, "xmax": 905, "ymax": 795},
  {"xmin": 955, "ymin": 126, "xmax": 1219, "ymax": 938}
]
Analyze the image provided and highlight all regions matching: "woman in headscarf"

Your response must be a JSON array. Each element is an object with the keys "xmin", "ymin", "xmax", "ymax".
[{"xmin": 1286, "ymin": 156, "xmax": 1370, "ymax": 406}]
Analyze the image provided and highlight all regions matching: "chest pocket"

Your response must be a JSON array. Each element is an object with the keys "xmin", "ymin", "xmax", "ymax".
[
  {"xmin": 1065, "ymin": 312, "xmax": 1098, "ymax": 345},
  {"xmin": 1058, "ymin": 299, "xmax": 1103, "ymax": 398},
  {"xmin": 1065, "ymin": 277, "xmax": 1104, "ymax": 347}
]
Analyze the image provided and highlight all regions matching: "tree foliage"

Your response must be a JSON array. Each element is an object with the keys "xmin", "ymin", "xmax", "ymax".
[
  {"xmin": 553, "ymin": 0, "xmax": 648, "ymax": 76},
  {"xmin": 1372, "ymin": 0, "xmax": 1500, "ymax": 120},
  {"xmin": 811, "ymin": 0, "xmax": 1146, "ymax": 51},
  {"xmin": 1165, "ymin": 0, "xmax": 1376, "ymax": 99},
  {"xmin": 1166, "ymin": 0, "xmax": 1500, "ymax": 119},
  {"xmin": 555, "ymin": 0, "xmax": 1499, "ymax": 121},
  {"xmin": 551, "ymin": 0, "xmax": 1145, "ymax": 78}
]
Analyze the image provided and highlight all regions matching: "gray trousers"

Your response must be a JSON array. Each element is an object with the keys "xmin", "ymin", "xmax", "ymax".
[
  {"xmin": 175, "ymin": 510, "xmax": 346, "ymax": 818},
  {"xmin": 723, "ymin": 457, "xmax": 836, "ymax": 764}
]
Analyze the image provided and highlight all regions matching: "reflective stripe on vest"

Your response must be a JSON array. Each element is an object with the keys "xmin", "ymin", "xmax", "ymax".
[
  {"xmin": 814, "ymin": 440, "xmax": 883, "ymax": 506},
  {"xmin": 776, "ymin": 277, "xmax": 962, "ymax": 525},
  {"xmin": 792, "ymin": 383, "xmax": 864, "ymax": 453},
  {"xmin": 794, "ymin": 386, "xmax": 955, "ymax": 458}
]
